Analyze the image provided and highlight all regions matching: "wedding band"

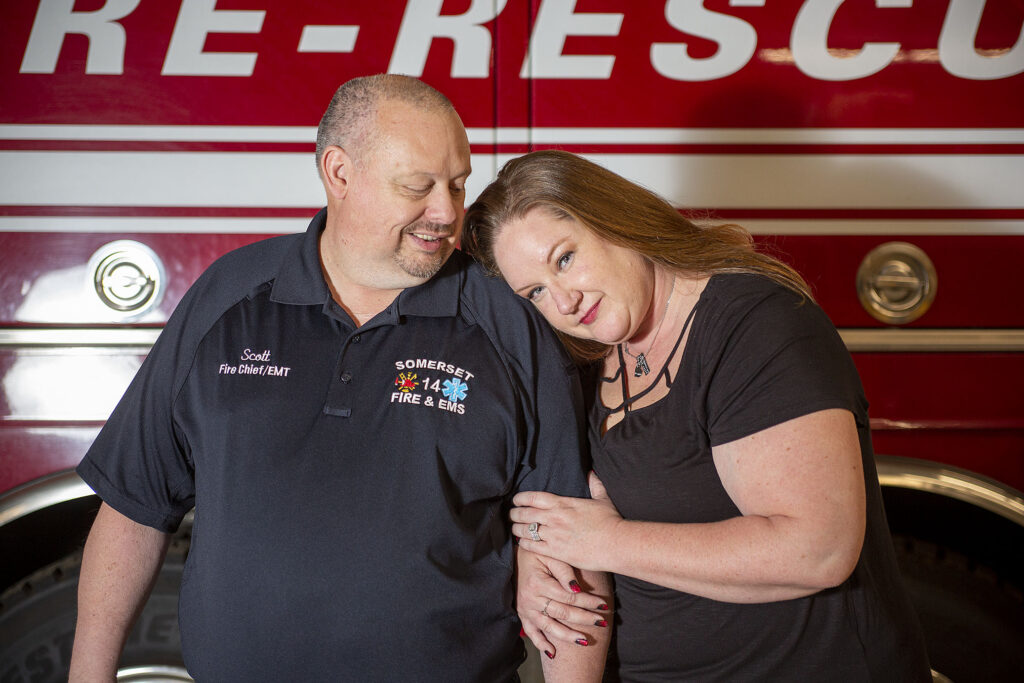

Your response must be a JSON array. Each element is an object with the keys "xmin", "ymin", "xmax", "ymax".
[
  {"xmin": 527, "ymin": 521, "xmax": 541, "ymax": 542},
  {"xmin": 542, "ymin": 598, "xmax": 553, "ymax": 617}
]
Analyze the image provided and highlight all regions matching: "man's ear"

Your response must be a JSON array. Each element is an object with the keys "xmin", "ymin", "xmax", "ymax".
[{"xmin": 321, "ymin": 145, "xmax": 352, "ymax": 200}]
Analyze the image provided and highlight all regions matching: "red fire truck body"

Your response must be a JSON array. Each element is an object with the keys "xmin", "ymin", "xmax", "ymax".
[{"xmin": 1, "ymin": 1, "xmax": 1022, "ymax": 681}]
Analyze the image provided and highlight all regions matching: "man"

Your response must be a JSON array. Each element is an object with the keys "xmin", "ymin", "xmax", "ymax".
[{"xmin": 69, "ymin": 75, "xmax": 609, "ymax": 681}]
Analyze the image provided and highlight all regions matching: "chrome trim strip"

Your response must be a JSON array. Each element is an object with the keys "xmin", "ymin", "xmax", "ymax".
[
  {"xmin": 3, "ymin": 328, "xmax": 1022, "ymax": 351},
  {"xmin": 0, "ymin": 328, "xmax": 161, "ymax": 347},
  {"xmin": 876, "ymin": 455, "xmax": 1024, "ymax": 526},
  {"xmin": 0, "ymin": 470, "xmax": 96, "ymax": 527},
  {"xmin": 116, "ymin": 666, "xmax": 194, "ymax": 682},
  {"xmin": 841, "ymin": 328, "xmax": 1024, "ymax": 352}
]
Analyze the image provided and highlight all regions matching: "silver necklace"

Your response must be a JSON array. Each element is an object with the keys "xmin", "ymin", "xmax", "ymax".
[{"xmin": 622, "ymin": 282, "xmax": 675, "ymax": 378}]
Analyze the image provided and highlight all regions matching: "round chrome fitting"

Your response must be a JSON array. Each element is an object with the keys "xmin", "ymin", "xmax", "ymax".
[
  {"xmin": 856, "ymin": 241, "xmax": 937, "ymax": 325},
  {"xmin": 88, "ymin": 240, "xmax": 166, "ymax": 317}
]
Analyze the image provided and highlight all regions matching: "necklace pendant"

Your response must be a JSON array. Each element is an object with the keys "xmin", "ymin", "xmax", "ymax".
[{"xmin": 634, "ymin": 353, "xmax": 650, "ymax": 377}]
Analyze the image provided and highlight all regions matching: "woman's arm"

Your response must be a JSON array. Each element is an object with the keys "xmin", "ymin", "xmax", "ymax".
[{"xmin": 512, "ymin": 408, "xmax": 866, "ymax": 603}]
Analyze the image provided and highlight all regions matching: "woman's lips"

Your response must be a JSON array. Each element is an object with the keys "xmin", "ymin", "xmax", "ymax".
[{"xmin": 579, "ymin": 300, "xmax": 600, "ymax": 325}]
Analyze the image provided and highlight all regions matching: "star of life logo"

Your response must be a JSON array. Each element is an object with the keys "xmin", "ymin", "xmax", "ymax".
[
  {"xmin": 442, "ymin": 378, "xmax": 467, "ymax": 402},
  {"xmin": 390, "ymin": 358, "xmax": 472, "ymax": 415}
]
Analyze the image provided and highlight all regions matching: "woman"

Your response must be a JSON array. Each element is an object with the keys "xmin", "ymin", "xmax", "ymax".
[{"xmin": 463, "ymin": 150, "xmax": 930, "ymax": 681}]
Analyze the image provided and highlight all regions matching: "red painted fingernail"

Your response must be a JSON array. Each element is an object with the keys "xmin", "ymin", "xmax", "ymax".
[
  {"xmin": 519, "ymin": 627, "xmax": 525, "ymax": 637},
  {"xmin": 575, "ymin": 638, "xmax": 589, "ymax": 646},
  {"xmin": 595, "ymin": 619, "xmax": 608, "ymax": 627},
  {"xmin": 569, "ymin": 580, "xmax": 581, "ymax": 593},
  {"xmin": 598, "ymin": 603, "xmax": 609, "ymax": 610},
  {"xmin": 544, "ymin": 650, "xmax": 554, "ymax": 660}
]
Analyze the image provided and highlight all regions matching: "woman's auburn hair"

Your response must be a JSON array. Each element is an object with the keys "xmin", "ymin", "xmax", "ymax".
[{"xmin": 463, "ymin": 150, "xmax": 813, "ymax": 364}]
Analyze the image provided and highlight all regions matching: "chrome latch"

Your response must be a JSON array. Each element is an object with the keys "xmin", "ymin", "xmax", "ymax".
[
  {"xmin": 87, "ymin": 240, "xmax": 165, "ymax": 316},
  {"xmin": 856, "ymin": 242, "xmax": 937, "ymax": 325}
]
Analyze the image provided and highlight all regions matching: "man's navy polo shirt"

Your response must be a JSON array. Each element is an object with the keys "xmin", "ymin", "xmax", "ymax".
[{"xmin": 77, "ymin": 209, "xmax": 589, "ymax": 682}]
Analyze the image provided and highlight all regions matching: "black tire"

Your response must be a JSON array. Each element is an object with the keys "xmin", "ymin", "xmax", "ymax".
[
  {"xmin": 893, "ymin": 534, "xmax": 1024, "ymax": 683},
  {"xmin": 0, "ymin": 536, "xmax": 192, "ymax": 683}
]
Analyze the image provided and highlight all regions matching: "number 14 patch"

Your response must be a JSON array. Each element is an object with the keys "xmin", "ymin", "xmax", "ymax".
[{"xmin": 390, "ymin": 372, "xmax": 468, "ymax": 415}]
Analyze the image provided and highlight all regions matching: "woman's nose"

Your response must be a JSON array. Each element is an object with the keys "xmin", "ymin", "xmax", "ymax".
[{"xmin": 551, "ymin": 286, "xmax": 582, "ymax": 315}]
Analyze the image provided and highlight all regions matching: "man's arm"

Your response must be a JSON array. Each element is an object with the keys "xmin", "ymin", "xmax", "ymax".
[{"xmin": 69, "ymin": 502, "xmax": 172, "ymax": 682}]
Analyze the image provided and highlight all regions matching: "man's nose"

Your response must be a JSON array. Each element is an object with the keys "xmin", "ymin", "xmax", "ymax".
[{"xmin": 425, "ymin": 186, "xmax": 458, "ymax": 225}]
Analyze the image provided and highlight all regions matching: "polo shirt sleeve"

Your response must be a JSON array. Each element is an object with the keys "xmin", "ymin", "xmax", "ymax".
[
  {"xmin": 511, "ymin": 327, "xmax": 591, "ymax": 500},
  {"xmin": 703, "ymin": 283, "xmax": 865, "ymax": 448},
  {"xmin": 77, "ymin": 283, "xmax": 206, "ymax": 533}
]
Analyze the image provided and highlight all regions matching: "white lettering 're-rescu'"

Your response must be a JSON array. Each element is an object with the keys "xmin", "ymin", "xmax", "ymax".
[{"xmin": 17, "ymin": 0, "xmax": 1024, "ymax": 81}]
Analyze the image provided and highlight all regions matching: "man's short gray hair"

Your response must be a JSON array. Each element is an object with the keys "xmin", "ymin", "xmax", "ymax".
[{"xmin": 315, "ymin": 74, "xmax": 455, "ymax": 175}]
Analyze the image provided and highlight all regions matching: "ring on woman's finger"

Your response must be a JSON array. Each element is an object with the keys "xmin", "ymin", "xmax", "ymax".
[
  {"xmin": 542, "ymin": 598, "xmax": 553, "ymax": 618},
  {"xmin": 528, "ymin": 521, "xmax": 542, "ymax": 542}
]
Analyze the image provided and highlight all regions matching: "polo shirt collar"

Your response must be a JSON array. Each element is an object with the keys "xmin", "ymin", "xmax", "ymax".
[
  {"xmin": 396, "ymin": 248, "xmax": 463, "ymax": 319},
  {"xmin": 269, "ymin": 208, "xmax": 331, "ymax": 306},
  {"xmin": 270, "ymin": 207, "xmax": 462, "ymax": 320}
]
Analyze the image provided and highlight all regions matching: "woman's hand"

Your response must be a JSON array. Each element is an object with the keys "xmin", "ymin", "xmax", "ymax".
[
  {"xmin": 511, "ymin": 472, "xmax": 623, "ymax": 571},
  {"xmin": 515, "ymin": 547, "xmax": 611, "ymax": 659}
]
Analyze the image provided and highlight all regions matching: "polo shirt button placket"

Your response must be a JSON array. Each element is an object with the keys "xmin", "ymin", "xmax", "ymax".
[{"xmin": 323, "ymin": 331, "xmax": 360, "ymax": 417}]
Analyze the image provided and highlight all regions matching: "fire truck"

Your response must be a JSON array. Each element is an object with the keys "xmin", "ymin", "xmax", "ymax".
[{"xmin": 1, "ymin": 1, "xmax": 1021, "ymax": 681}]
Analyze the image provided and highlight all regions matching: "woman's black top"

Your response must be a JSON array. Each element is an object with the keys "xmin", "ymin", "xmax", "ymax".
[{"xmin": 588, "ymin": 274, "xmax": 930, "ymax": 682}]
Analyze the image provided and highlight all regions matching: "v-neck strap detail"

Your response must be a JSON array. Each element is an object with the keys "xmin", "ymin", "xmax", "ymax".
[{"xmin": 601, "ymin": 299, "xmax": 701, "ymax": 416}]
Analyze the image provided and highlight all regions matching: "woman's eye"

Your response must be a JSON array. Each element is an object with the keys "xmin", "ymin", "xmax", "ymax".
[
  {"xmin": 556, "ymin": 251, "xmax": 574, "ymax": 269},
  {"xmin": 527, "ymin": 286, "xmax": 544, "ymax": 301}
]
